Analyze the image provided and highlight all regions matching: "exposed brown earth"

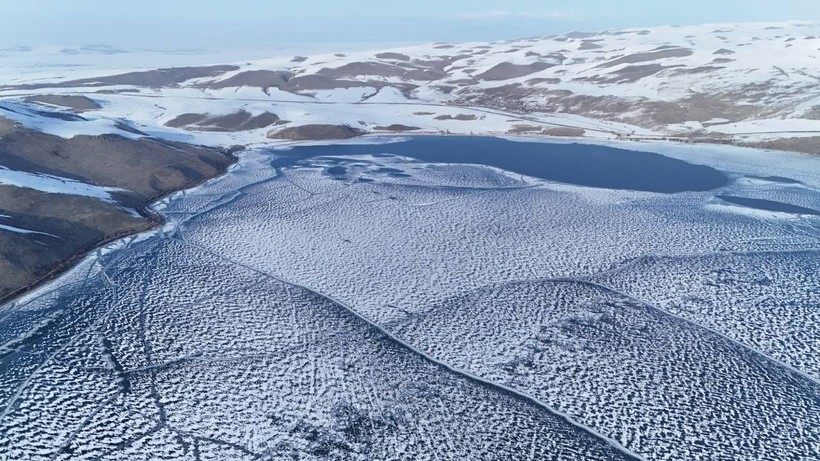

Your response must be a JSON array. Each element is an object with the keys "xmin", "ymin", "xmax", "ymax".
[
  {"xmin": 200, "ymin": 70, "xmax": 293, "ymax": 92},
  {"xmin": 0, "ymin": 118, "xmax": 235, "ymax": 303},
  {"xmin": 446, "ymin": 78, "xmax": 479, "ymax": 85},
  {"xmin": 525, "ymin": 77, "xmax": 562, "ymax": 85},
  {"xmin": 435, "ymin": 114, "xmax": 478, "ymax": 121},
  {"xmin": 0, "ymin": 126, "xmax": 232, "ymax": 205},
  {"xmin": 234, "ymin": 73, "xmax": 420, "ymax": 97},
  {"xmin": 267, "ymin": 124, "xmax": 367, "ymax": 141},
  {"xmin": 23, "ymin": 95, "xmax": 102, "ymax": 112},
  {"xmin": 373, "ymin": 124, "xmax": 421, "ymax": 132},
  {"xmin": 3, "ymin": 65, "xmax": 239, "ymax": 90},
  {"xmin": 166, "ymin": 110, "xmax": 286, "ymax": 132},
  {"xmin": 507, "ymin": 125, "xmax": 586, "ymax": 137},
  {"xmin": 507, "ymin": 124, "xmax": 546, "ymax": 134},
  {"xmin": 666, "ymin": 66, "xmax": 725, "ymax": 76},
  {"xmin": 375, "ymin": 52, "xmax": 411, "ymax": 61},
  {"xmin": 114, "ymin": 121, "xmax": 147, "ymax": 136},
  {"xmin": 581, "ymin": 64, "xmax": 685, "ymax": 84},
  {"xmin": 543, "ymin": 127, "xmax": 586, "ymax": 136},
  {"xmin": 747, "ymin": 136, "xmax": 820, "ymax": 155},
  {"xmin": 803, "ymin": 106, "xmax": 820, "ymax": 120},
  {"xmin": 0, "ymin": 116, "xmax": 18, "ymax": 135},
  {"xmin": 595, "ymin": 48, "xmax": 694, "ymax": 68},
  {"xmin": 475, "ymin": 62, "xmax": 554, "ymax": 81},
  {"xmin": 579, "ymin": 41, "xmax": 603, "ymax": 50},
  {"xmin": 0, "ymin": 185, "xmax": 153, "ymax": 301},
  {"xmin": 318, "ymin": 61, "xmax": 446, "ymax": 81}
]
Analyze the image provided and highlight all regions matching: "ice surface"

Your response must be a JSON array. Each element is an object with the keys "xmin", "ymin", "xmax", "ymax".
[
  {"xmin": 0, "ymin": 220, "xmax": 637, "ymax": 461},
  {"xmin": 0, "ymin": 138, "xmax": 818, "ymax": 460}
]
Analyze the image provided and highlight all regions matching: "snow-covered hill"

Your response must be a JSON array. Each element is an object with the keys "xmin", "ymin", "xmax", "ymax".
[{"xmin": 1, "ymin": 21, "xmax": 819, "ymax": 150}]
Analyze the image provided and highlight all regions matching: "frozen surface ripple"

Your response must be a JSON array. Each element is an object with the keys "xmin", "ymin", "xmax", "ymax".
[{"xmin": 2, "ymin": 139, "xmax": 819, "ymax": 460}]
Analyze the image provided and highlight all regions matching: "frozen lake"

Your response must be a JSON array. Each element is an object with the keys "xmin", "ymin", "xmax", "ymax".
[
  {"xmin": 1, "ymin": 137, "xmax": 818, "ymax": 460},
  {"xmin": 279, "ymin": 136, "xmax": 730, "ymax": 193}
]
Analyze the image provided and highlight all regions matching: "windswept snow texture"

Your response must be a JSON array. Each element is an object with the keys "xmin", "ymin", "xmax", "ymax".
[{"xmin": 1, "ymin": 138, "xmax": 819, "ymax": 461}]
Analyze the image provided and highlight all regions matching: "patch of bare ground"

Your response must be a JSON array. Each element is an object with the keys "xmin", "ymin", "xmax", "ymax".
[
  {"xmin": 373, "ymin": 124, "xmax": 421, "ymax": 132},
  {"xmin": 23, "ymin": 95, "xmax": 101, "ymax": 112},
  {"xmin": 507, "ymin": 125, "xmax": 585, "ymax": 136},
  {"xmin": 446, "ymin": 78, "xmax": 479, "ymax": 86},
  {"xmin": 267, "ymin": 124, "xmax": 367, "ymax": 141},
  {"xmin": 375, "ymin": 52, "xmax": 410, "ymax": 61},
  {"xmin": 579, "ymin": 41, "xmax": 603, "ymax": 50},
  {"xmin": 435, "ymin": 114, "xmax": 478, "ymax": 121},
  {"xmin": 676, "ymin": 93, "xmax": 761, "ymax": 122},
  {"xmin": 595, "ymin": 48, "xmax": 693, "ymax": 68},
  {"xmin": 317, "ymin": 61, "xmax": 446, "ymax": 81},
  {"xmin": 114, "ymin": 121, "xmax": 147, "ymax": 135},
  {"xmin": 166, "ymin": 110, "xmax": 285, "ymax": 132},
  {"xmin": 624, "ymin": 93, "xmax": 760, "ymax": 126},
  {"xmin": 4, "ymin": 65, "xmax": 239, "ymax": 90},
  {"xmin": 0, "ymin": 120, "xmax": 234, "ymax": 303},
  {"xmin": 201, "ymin": 70, "xmax": 293, "ymax": 92},
  {"xmin": 275, "ymin": 74, "xmax": 419, "ymax": 97},
  {"xmin": 666, "ymin": 66, "xmax": 725, "ymax": 76},
  {"xmin": 460, "ymin": 86, "xmax": 761, "ymax": 131},
  {"xmin": 93, "ymin": 88, "xmax": 141, "ymax": 95},
  {"xmin": 480, "ymin": 83, "xmax": 539, "ymax": 99},
  {"xmin": 0, "ymin": 121, "xmax": 233, "ymax": 205},
  {"xmin": 525, "ymin": 77, "xmax": 561, "ymax": 85},
  {"xmin": 0, "ymin": 116, "xmax": 18, "ymax": 135},
  {"xmin": 0, "ymin": 185, "xmax": 153, "ymax": 300},
  {"xmin": 543, "ymin": 127, "xmax": 586, "ymax": 136},
  {"xmin": 433, "ymin": 85, "xmax": 457, "ymax": 94},
  {"xmin": 565, "ymin": 31, "xmax": 599, "ymax": 39},
  {"xmin": 475, "ymin": 62, "xmax": 554, "ymax": 81},
  {"xmin": 746, "ymin": 136, "xmax": 820, "ymax": 155},
  {"xmin": 803, "ymin": 106, "xmax": 820, "ymax": 120},
  {"xmin": 580, "ymin": 64, "xmax": 685, "ymax": 83}
]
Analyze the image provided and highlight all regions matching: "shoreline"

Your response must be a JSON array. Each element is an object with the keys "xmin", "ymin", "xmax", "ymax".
[
  {"xmin": 0, "ymin": 146, "xmax": 239, "ymax": 309},
  {"xmin": 272, "ymin": 129, "xmax": 819, "ymax": 159},
  {"xmin": 2, "ymin": 131, "xmax": 817, "ymax": 311}
]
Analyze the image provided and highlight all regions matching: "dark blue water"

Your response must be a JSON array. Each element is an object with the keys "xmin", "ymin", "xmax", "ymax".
[
  {"xmin": 277, "ymin": 137, "xmax": 729, "ymax": 193},
  {"xmin": 717, "ymin": 195, "xmax": 820, "ymax": 215}
]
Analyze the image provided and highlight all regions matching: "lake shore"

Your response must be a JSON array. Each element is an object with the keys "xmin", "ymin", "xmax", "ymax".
[{"xmin": 0, "ymin": 146, "xmax": 238, "ymax": 308}]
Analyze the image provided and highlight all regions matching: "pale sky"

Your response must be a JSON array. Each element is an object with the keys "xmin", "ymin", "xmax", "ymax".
[{"xmin": 2, "ymin": 0, "xmax": 819, "ymax": 49}]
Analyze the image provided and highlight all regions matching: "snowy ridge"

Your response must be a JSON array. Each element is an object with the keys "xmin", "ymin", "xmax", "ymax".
[{"xmin": 0, "ymin": 21, "xmax": 818, "ymax": 151}]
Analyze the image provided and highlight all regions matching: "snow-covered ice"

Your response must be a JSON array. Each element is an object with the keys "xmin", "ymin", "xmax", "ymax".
[{"xmin": 1, "ymin": 137, "xmax": 817, "ymax": 460}]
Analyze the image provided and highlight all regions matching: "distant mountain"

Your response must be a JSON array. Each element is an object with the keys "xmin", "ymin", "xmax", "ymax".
[{"xmin": 1, "ymin": 22, "xmax": 818, "ymax": 151}]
